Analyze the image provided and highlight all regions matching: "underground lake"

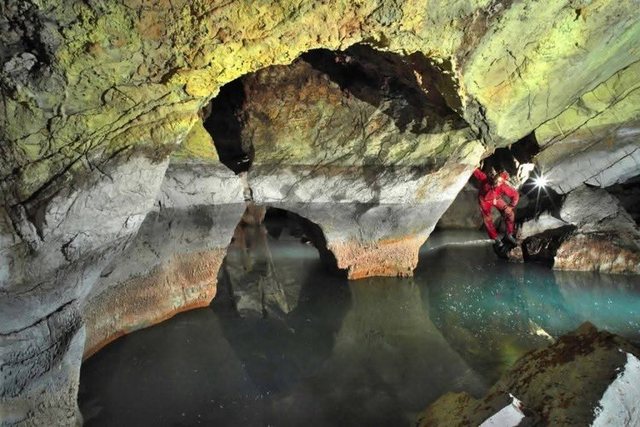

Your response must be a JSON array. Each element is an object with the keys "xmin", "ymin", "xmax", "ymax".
[{"xmin": 78, "ymin": 222, "xmax": 640, "ymax": 426}]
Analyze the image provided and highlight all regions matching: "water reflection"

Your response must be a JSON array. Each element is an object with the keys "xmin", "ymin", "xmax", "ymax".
[
  {"xmin": 420, "ymin": 235, "xmax": 640, "ymax": 384},
  {"xmin": 79, "ymin": 230, "xmax": 640, "ymax": 426},
  {"xmin": 264, "ymin": 277, "xmax": 485, "ymax": 426},
  {"xmin": 555, "ymin": 270, "xmax": 640, "ymax": 339}
]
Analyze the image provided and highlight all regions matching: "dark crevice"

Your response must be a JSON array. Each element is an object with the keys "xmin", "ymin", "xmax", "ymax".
[
  {"xmin": 606, "ymin": 174, "xmax": 640, "ymax": 226},
  {"xmin": 407, "ymin": 55, "xmax": 465, "ymax": 116},
  {"xmin": 474, "ymin": 132, "xmax": 563, "ymax": 224},
  {"xmin": 301, "ymin": 44, "xmax": 467, "ymax": 133},
  {"xmin": 202, "ymin": 78, "xmax": 252, "ymax": 174},
  {"xmin": 0, "ymin": 298, "xmax": 77, "ymax": 337},
  {"xmin": 471, "ymin": 133, "xmax": 563, "ymax": 226},
  {"xmin": 515, "ymin": 177, "xmax": 564, "ymax": 226},
  {"xmin": 521, "ymin": 225, "xmax": 576, "ymax": 267},
  {"xmin": 481, "ymin": 132, "xmax": 540, "ymax": 178}
]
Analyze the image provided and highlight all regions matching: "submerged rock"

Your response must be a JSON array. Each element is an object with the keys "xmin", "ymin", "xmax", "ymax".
[{"xmin": 417, "ymin": 323, "xmax": 640, "ymax": 427}]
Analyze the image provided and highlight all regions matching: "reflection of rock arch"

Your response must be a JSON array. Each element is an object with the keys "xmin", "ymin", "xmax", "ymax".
[
  {"xmin": 213, "ymin": 215, "xmax": 352, "ymax": 399},
  {"xmin": 216, "ymin": 204, "xmax": 340, "ymax": 318},
  {"xmin": 268, "ymin": 277, "xmax": 485, "ymax": 425}
]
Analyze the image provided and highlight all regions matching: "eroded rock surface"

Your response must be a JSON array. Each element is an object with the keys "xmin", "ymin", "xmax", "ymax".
[
  {"xmin": 535, "ymin": 60, "xmax": 640, "ymax": 195},
  {"xmin": 418, "ymin": 323, "xmax": 640, "ymax": 427},
  {"xmin": 82, "ymin": 160, "xmax": 244, "ymax": 357},
  {"xmin": 0, "ymin": 155, "xmax": 168, "ymax": 425},
  {"xmin": 1, "ymin": 303, "xmax": 85, "ymax": 426},
  {"xmin": 210, "ymin": 47, "xmax": 484, "ymax": 278}
]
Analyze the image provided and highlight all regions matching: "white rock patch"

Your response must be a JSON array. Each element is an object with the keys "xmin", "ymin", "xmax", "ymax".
[
  {"xmin": 480, "ymin": 394, "xmax": 526, "ymax": 427},
  {"xmin": 592, "ymin": 352, "xmax": 640, "ymax": 427}
]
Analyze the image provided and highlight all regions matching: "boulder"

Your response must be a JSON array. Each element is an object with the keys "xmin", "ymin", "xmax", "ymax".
[
  {"xmin": 418, "ymin": 323, "xmax": 640, "ymax": 427},
  {"xmin": 519, "ymin": 186, "xmax": 640, "ymax": 273}
]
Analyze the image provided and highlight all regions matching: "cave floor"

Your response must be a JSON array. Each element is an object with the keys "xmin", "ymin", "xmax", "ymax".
[{"xmin": 79, "ymin": 230, "xmax": 640, "ymax": 426}]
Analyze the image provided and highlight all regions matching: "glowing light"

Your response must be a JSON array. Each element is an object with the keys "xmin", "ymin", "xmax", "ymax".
[{"xmin": 533, "ymin": 174, "xmax": 549, "ymax": 188}]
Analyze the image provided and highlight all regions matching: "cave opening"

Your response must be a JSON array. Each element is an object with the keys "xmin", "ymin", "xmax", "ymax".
[
  {"xmin": 437, "ymin": 132, "xmax": 559, "ymax": 235},
  {"xmin": 203, "ymin": 77, "xmax": 252, "ymax": 174}
]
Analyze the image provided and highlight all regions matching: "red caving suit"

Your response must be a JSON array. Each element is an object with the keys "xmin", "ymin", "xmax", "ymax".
[{"xmin": 473, "ymin": 168, "xmax": 520, "ymax": 240}]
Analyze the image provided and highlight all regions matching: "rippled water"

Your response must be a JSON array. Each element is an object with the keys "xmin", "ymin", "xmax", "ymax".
[{"xmin": 79, "ymin": 230, "xmax": 640, "ymax": 426}]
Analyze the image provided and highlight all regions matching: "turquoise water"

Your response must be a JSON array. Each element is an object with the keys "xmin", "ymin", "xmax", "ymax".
[{"xmin": 79, "ymin": 230, "xmax": 640, "ymax": 426}]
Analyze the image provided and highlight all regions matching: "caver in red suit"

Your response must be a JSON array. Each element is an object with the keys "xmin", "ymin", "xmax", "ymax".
[{"xmin": 473, "ymin": 168, "xmax": 519, "ymax": 242}]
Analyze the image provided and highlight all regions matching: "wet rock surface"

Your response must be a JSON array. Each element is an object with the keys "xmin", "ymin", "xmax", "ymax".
[
  {"xmin": 418, "ymin": 323, "xmax": 640, "ymax": 427},
  {"xmin": 0, "ymin": 155, "xmax": 169, "ymax": 425}
]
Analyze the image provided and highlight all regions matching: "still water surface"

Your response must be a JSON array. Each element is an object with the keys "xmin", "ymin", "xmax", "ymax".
[{"xmin": 79, "ymin": 230, "xmax": 640, "ymax": 426}]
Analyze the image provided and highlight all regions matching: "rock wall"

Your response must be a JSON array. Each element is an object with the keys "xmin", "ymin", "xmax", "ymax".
[
  {"xmin": 82, "ymin": 161, "xmax": 245, "ymax": 357},
  {"xmin": 535, "ymin": 60, "xmax": 640, "ymax": 195},
  {"xmin": 0, "ymin": 119, "xmax": 245, "ymax": 423},
  {"xmin": 0, "ymin": 155, "xmax": 169, "ymax": 425},
  {"xmin": 520, "ymin": 185, "xmax": 640, "ymax": 274}
]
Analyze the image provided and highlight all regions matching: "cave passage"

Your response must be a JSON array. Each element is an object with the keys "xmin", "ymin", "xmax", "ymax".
[{"xmin": 79, "ymin": 227, "xmax": 640, "ymax": 426}]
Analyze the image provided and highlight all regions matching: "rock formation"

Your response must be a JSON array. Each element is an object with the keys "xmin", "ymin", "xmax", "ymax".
[
  {"xmin": 1, "ymin": 0, "xmax": 640, "ymax": 424},
  {"xmin": 83, "ymin": 163, "xmax": 245, "ymax": 357},
  {"xmin": 417, "ymin": 323, "xmax": 640, "ymax": 427},
  {"xmin": 209, "ymin": 46, "xmax": 484, "ymax": 279},
  {"xmin": 515, "ymin": 57, "xmax": 640, "ymax": 272},
  {"xmin": 520, "ymin": 185, "xmax": 640, "ymax": 274}
]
